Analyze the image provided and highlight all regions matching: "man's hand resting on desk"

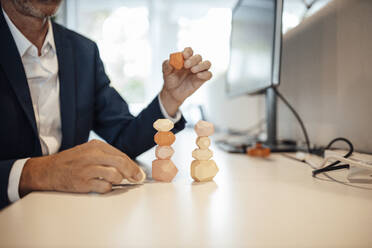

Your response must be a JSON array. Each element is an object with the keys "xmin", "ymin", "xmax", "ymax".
[
  {"xmin": 160, "ymin": 47, "xmax": 212, "ymax": 117},
  {"xmin": 19, "ymin": 140, "xmax": 144, "ymax": 197}
]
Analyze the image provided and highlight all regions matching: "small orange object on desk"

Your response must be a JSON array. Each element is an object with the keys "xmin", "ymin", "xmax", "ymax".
[
  {"xmin": 169, "ymin": 52, "xmax": 184, "ymax": 70},
  {"xmin": 246, "ymin": 143, "xmax": 271, "ymax": 158}
]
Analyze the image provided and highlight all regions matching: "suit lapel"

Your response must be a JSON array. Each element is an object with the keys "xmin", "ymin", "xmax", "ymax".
[
  {"xmin": 0, "ymin": 8, "xmax": 42, "ymax": 154},
  {"xmin": 0, "ymin": 8, "xmax": 77, "ymax": 152},
  {"xmin": 53, "ymin": 23, "xmax": 76, "ymax": 151}
]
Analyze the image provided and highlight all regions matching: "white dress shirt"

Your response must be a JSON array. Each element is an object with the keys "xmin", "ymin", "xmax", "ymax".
[{"xmin": 3, "ymin": 8, "xmax": 181, "ymax": 203}]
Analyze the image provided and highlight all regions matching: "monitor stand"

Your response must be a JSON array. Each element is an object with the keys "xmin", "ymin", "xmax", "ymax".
[
  {"xmin": 216, "ymin": 87, "xmax": 298, "ymax": 154},
  {"xmin": 264, "ymin": 141, "xmax": 298, "ymax": 153},
  {"xmin": 264, "ymin": 87, "xmax": 298, "ymax": 152}
]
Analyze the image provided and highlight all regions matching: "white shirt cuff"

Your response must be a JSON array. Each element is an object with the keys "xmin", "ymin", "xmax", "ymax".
[
  {"xmin": 7, "ymin": 158, "xmax": 29, "ymax": 203},
  {"xmin": 158, "ymin": 95, "xmax": 182, "ymax": 123}
]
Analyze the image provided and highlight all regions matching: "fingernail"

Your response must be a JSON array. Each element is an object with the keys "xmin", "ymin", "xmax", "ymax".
[{"xmin": 135, "ymin": 171, "xmax": 144, "ymax": 181}]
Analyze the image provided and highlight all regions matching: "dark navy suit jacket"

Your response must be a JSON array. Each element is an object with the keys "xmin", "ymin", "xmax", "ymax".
[{"xmin": 0, "ymin": 9, "xmax": 185, "ymax": 209}]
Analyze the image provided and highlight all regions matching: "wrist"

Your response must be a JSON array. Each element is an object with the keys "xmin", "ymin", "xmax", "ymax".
[
  {"xmin": 160, "ymin": 89, "xmax": 182, "ymax": 117},
  {"xmin": 19, "ymin": 156, "xmax": 53, "ymax": 197}
]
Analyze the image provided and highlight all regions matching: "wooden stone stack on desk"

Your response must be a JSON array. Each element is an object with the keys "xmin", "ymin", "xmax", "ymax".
[
  {"xmin": 152, "ymin": 119, "xmax": 178, "ymax": 182},
  {"xmin": 191, "ymin": 120, "xmax": 219, "ymax": 182}
]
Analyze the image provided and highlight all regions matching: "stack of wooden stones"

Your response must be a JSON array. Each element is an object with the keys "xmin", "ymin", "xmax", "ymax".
[
  {"xmin": 152, "ymin": 119, "xmax": 178, "ymax": 182},
  {"xmin": 191, "ymin": 120, "xmax": 219, "ymax": 182}
]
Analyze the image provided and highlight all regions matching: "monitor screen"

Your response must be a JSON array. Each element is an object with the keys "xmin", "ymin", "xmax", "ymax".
[{"xmin": 227, "ymin": 0, "xmax": 282, "ymax": 96}]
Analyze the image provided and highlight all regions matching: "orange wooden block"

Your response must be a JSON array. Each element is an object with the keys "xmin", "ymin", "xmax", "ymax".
[
  {"xmin": 169, "ymin": 52, "xmax": 184, "ymax": 70},
  {"xmin": 154, "ymin": 131, "xmax": 175, "ymax": 146},
  {"xmin": 152, "ymin": 159, "xmax": 178, "ymax": 182},
  {"xmin": 246, "ymin": 143, "xmax": 271, "ymax": 158}
]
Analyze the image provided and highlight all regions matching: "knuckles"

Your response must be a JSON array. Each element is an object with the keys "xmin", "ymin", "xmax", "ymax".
[
  {"xmin": 88, "ymin": 139, "xmax": 103, "ymax": 146},
  {"xmin": 80, "ymin": 150, "xmax": 97, "ymax": 161},
  {"xmin": 162, "ymin": 60, "xmax": 172, "ymax": 73}
]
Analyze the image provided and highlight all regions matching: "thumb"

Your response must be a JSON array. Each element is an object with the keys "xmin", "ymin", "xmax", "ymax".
[{"xmin": 162, "ymin": 60, "xmax": 174, "ymax": 76}]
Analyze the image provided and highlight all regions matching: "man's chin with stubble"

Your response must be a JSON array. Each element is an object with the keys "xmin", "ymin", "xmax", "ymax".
[{"xmin": 11, "ymin": 0, "xmax": 62, "ymax": 19}]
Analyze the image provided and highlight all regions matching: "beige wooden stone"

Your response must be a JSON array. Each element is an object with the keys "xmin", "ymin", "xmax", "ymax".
[
  {"xmin": 196, "ymin": 136, "xmax": 211, "ymax": 149},
  {"xmin": 192, "ymin": 148, "xmax": 213, "ymax": 161},
  {"xmin": 153, "ymin": 119, "xmax": 174, "ymax": 132},
  {"xmin": 194, "ymin": 120, "xmax": 214, "ymax": 137},
  {"xmin": 152, "ymin": 159, "xmax": 178, "ymax": 182},
  {"xmin": 155, "ymin": 146, "xmax": 174, "ymax": 160},
  {"xmin": 190, "ymin": 160, "xmax": 219, "ymax": 182}
]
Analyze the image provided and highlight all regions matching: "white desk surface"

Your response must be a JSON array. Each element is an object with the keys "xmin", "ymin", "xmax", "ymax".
[{"xmin": 0, "ymin": 129, "xmax": 372, "ymax": 248}]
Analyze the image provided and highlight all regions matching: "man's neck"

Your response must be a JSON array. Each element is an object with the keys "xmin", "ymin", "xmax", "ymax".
[{"xmin": 1, "ymin": 1, "xmax": 48, "ymax": 55}]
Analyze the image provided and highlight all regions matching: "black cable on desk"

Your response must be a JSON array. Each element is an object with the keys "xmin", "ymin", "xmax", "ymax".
[{"xmin": 312, "ymin": 137, "xmax": 354, "ymax": 177}]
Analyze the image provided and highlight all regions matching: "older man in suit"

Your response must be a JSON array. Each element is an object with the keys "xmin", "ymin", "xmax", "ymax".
[{"xmin": 0, "ymin": 0, "xmax": 212, "ymax": 209}]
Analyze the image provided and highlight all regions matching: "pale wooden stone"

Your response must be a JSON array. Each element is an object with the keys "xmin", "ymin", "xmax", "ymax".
[
  {"xmin": 194, "ymin": 120, "xmax": 214, "ymax": 137},
  {"xmin": 153, "ymin": 119, "xmax": 174, "ymax": 132},
  {"xmin": 190, "ymin": 160, "xmax": 219, "ymax": 182},
  {"xmin": 196, "ymin": 136, "xmax": 211, "ymax": 149},
  {"xmin": 192, "ymin": 148, "xmax": 213, "ymax": 161},
  {"xmin": 155, "ymin": 146, "xmax": 174, "ymax": 160}
]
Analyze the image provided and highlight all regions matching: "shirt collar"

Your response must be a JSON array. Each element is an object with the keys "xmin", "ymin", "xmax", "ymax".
[
  {"xmin": 2, "ymin": 7, "xmax": 56, "ymax": 57},
  {"xmin": 42, "ymin": 21, "xmax": 56, "ymax": 56}
]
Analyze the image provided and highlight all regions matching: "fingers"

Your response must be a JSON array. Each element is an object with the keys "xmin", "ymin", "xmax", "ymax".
[
  {"xmin": 87, "ymin": 165, "xmax": 123, "ymax": 184},
  {"xmin": 87, "ymin": 140, "xmax": 144, "ymax": 183},
  {"xmin": 196, "ymin": 71, "xmax": 213, "ymax": 81},
  {"xmin": 89, "ymin": 179, "xmax": 112, "ymax": 194},
  {"xmin": 191, "ymin": 60, "xmax": 211, "ymax": 73},
  {"xmin": 100, "ymin": 153, "xmax": 143, "ymax": 182},
  {"xmin": 81, "ymin": 151, "xmax": 124, "ymax": 169},
  {"xmin": 184, "ymin": 54, "xmax": 202, "ymax": 69},
  {"xmin": 162, "ymin": 60, "xmax": 173, "ymax": 76},
  {"xmin": 182, "ymin": 47, "xmax": 193, "ymax": 60},
  {"xmin": 127, "ymin": 167, "xmax": 146, "ymax": 184}
]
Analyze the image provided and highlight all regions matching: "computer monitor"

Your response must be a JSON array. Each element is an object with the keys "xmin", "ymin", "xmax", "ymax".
[
  {"xmin": 227, "ymin": 0, "xmax": 282, "ymax": 95},
  {"xmin": 224, "ymin": 0, "xmax": 294, "ymax": 152}
]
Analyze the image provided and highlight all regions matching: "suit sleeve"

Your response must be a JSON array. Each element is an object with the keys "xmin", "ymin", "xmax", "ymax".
[
  {"xmin": 0, "ymin": 159, "xmax": 16, "ymax": 210},
  {"xmin": 92, "ymin": 44, "xmax": 186, "ymax": 159}
]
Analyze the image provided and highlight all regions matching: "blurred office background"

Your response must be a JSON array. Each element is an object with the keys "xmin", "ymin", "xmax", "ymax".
[
  {"xmin": 54, "ymin": 0, "xmax": 372, "ymax": 152},
  {"xmin": 55, "ymin": 0, "xmax": 329, "ymax": 114}
]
